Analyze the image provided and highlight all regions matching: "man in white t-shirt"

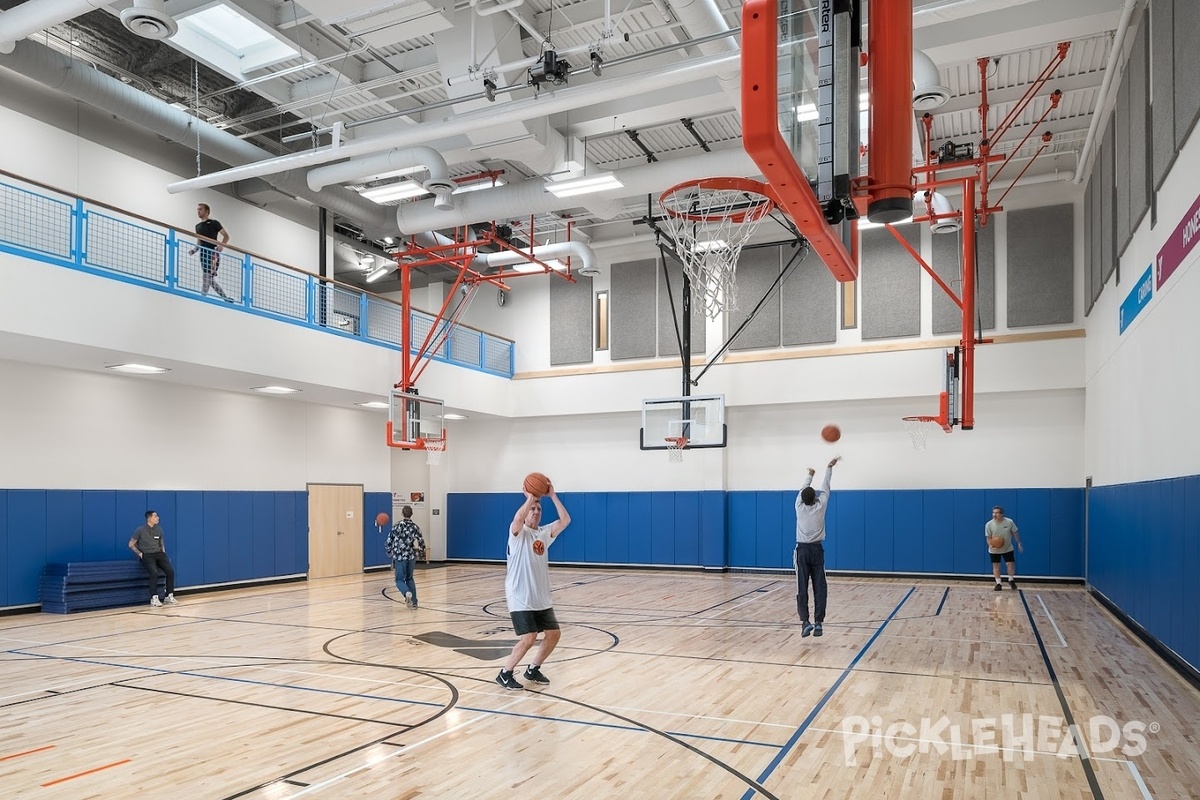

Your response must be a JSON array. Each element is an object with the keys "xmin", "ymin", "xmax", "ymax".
[
  {"xmin": 985, "ymin": 505, "xmax": 1023, "ymax": 591},
  {"xmin": 496, "ymin": 483, "xmax": 571, "ymax": 690}
]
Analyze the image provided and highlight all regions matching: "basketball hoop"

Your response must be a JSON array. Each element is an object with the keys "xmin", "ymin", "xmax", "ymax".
[
  {"xmin": 665, "ymin": 436, "xmax": 688, "ymax": 463},
  {"xmin": 658, "ymin": 177, "xmax": 776, "ymax": 318},
  {"xmin": 422, "ymin": 437, "xmax": 445, "ymax": 466},
  {"xmin": 902, "ymin": 416, "xmax": 944, "ymax": 450}
]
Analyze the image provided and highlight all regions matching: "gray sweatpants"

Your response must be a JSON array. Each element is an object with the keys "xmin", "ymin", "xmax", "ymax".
[{"xmin": 794, "ymin": 541, "xmax": 827, "ymax": 624}]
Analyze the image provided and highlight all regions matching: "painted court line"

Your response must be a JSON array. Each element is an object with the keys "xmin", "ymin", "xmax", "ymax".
[
  {"xmin": 0, "ymin": 744, "xmax": 55, "ymax": 762},
  {"xmin": 41, "ymin": 758, "xmax": 132, "ymax": 787},
  {"xmin": 1036, "ymin": 595, "xmax": 1068, "ymax": 648}
]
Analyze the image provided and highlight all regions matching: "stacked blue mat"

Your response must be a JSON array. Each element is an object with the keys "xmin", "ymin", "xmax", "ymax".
[{"xmin": 40, "ymin": 561, "xmax": 164, "ymax": 613}]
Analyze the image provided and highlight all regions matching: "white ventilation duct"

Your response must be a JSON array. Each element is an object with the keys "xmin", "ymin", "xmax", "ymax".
[
  {"xmin": 307, "ymin": 146, "xmax": 456, "ymax": 198},
  {"xmin": 120, "ymin": 0, "xmax": 178, "ymax": 40},
  {"xmin": 925, "ymin": 191, "xmax": 961, "ymax": 233},
  {"xmin": 167, "ymin": 51, "xmax": 738, "ymax": 193},
  {"xmin": 474, "ymin": 240, "xmax": 598, "ymax": 276},
  {"xmin": 0, "ymin": 0, "xmax": 111, "ymax": 54},
  {"xmin": 669, "ymin": 0, "xmax": 740, "ymax": 105},
  {"xmin": 394, "ymin": 148, "xmax": 758, "ymax": 234},
  {"xmin": 912, "ymin": 49, "xmax": 950, "ymax": 111}
]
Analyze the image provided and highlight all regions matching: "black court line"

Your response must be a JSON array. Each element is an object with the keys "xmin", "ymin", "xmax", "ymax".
[
  {"xmin": 936, "ymin": 587, "xmax": 950, "ymax": 615},
  {"xmin": 741, "ymin": 586, "xmax": 916, "ymax": 800},
  {"xmin": 1019, "ymin": 590, "xmax": 1105, "ymax": 800}
]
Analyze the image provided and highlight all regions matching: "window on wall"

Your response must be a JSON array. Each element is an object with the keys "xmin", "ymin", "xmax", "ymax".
[{"xmin": 595, "ymin": 290, "xmax": 609, "ymax": 350}]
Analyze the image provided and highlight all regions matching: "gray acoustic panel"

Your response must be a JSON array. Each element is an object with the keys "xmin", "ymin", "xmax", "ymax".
[
  {"xmin": 1084, "ymin": 180, "xmax": 1094, "ymax": 317},
  {"xmin": 1175, "ymin": 0, "xmax": 1200, "ymax": 149},
  {"xmin": 727, "ymin": 246, "xmax": 782, "ymax": 351},
  {"xmin": 861, "ymin": 223, "xmax": 921, "ymax": 340},
  {"xmin": 1152, "ymin": 0, "xmax": 1177, "ymax": 190},
  {"xmin": 656, "ymin": 258, "xmax": 706, "ymax": 357},
  {"xmin": 610, "ymin": 258, "xmax": 658, "ymax": 360},
  {"xmin": 1115, "ymin": 74, "xmax": 1131, "ymax": 256},
  {"xmin": 1007, "ymin": 205, "xmax": 1074, "ymax": 328},
  {"xmin": 1101, "ymin": 117, "xmax": 1116, "ymax": 286},
  {"xmin": 1129, "ymin": 18, "xmax": 1152, "ymax": 244},
  {"xmin": 781, "ymin": 244, "xmax": 837, "ymax": 345},
  {"xmin": 931, "ymin": 224, "xmax": 995, "ymax": 334},
  {"xmin": 549, "ymin": 273, "xmax": 593, "ymax": 366}
]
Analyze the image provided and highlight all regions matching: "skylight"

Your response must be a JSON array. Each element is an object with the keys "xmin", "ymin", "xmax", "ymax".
[{"xmin": 173, "ymin": 3, "xmax": 298, "ymax": 78}]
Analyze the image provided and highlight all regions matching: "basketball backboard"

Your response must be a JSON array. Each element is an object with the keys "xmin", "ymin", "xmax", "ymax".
[
  {"xmin": 640, "ymin": 394, "xmax": 727, "ymax": 450},
  {"xmin": 387, "ymin": 390, "xmax": 446, "ymax": 449}
]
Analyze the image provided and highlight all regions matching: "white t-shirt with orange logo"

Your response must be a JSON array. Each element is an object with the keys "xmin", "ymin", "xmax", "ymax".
[{"xmin": 505, "ymin": 522, "xmax": 562, "ymax": 612}]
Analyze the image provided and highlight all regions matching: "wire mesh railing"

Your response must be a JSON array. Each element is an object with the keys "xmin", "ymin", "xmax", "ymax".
[{"xmin": 0, "ymin": 169, "xmax": 514, "ymax": 379}]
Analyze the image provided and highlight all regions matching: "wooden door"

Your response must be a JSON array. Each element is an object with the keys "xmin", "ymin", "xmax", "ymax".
[{"xmin": 307, "ymin": 484, "xmax": 364, "ymax": 578}]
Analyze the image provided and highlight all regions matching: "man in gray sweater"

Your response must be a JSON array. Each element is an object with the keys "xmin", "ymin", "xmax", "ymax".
[{"xmin": 795, "ymin": 456, "xmax": 841, "ymax": 637}]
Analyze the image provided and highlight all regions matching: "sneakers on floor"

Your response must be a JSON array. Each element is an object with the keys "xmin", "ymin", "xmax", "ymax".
[
  {"xmin": 150, "ymin": 596, "xmax": 162, "ymax": 607},
  {"xmin": 403, "ymin": 591, "xmax": 412, "ymax": 608},
  {"xmin": 495, "ymin": 670, "xmax": 523, "ymax": 690},
  {"xmin": 813, "ymin": 624, "xmax": 823, "ymax": 637},
  {"xmin": 993, "ymin": 583, "xmax": 1003, "ymax": 592},
  {"xmin": 1009, "ymin": 579, "xmax": 1018, "ymax": 591},
  {"xmin": 801, "ymin": 623, "xmax": 815, "ymax": 637},
  {"xmin": 163, "ymin": 594, "xmax": 178, "ymax": 605},
  {"xmin": 523, "ymin": 665, "xmax": 549, "ymax": 684}
]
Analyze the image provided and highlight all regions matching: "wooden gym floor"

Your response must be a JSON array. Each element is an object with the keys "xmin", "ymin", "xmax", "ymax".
[{"xmin": 2, "ymin": 566, "xmax": 1198, "ymax": 799}]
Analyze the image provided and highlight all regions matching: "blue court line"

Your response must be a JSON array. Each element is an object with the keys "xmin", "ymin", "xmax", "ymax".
[
  {"xmin": 741, "ymin": 586, "xmax": 916, "ymax": 800},
  {"xmin": 936, "ymin": 587, "xmax": 950, "ymax": 615},
  {"xmin": 10, "ymin": 651, "xmax": 782, "ymax": 750}
]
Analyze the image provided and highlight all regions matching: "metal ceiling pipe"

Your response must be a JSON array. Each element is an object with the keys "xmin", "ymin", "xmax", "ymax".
[
  {"xmin": 475, "ymin": 240, "xmax": 598, "ymax": 274},
  {"xmin": 0, "ymin": 39, "xmax": 393, "ymax": 236},
  {"xmin": 668, "ymin": 0, "xmax": 740, "ymax": 103},
  {"xmin": 394, "ymin": 148, "xmax": 757, "ymax": 233},
  {"xmin": 1072, "ymin": 0, "xmax": 1140, "ymax": 184},
  {"xmin": 0, "ymin": 0, "xmax": 111, "ymax": 54},
  {"xmin": 307, "ymin": 146, "xmax": 455, "ymax": 195},
  {"xmin": 166, "ymin": 51, "xmax": 738, "ymax": 194}
]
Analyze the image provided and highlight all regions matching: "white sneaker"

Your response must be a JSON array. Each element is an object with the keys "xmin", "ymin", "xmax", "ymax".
[
  {"xmin": 403, "ymin": 591, "xmax": 412, "ymax": 608},
  {"xmin": 163, "ymin": 594, "xmax": 179, "ymax": 605},
  {"xmin": 150, "ymin": 596, "xmax": 163, "ymax": 607}
]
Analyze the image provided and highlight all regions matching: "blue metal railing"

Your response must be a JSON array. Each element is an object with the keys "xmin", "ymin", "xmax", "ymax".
[{"xmin": 0, "ymin": 170, "xmax": 515, "ymax": 379}]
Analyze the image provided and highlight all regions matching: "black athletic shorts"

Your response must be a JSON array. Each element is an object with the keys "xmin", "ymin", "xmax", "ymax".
[
  {"xmin": 989, "ymin": 551, "xmax": 1016, "ymax": 564},
  {"xmin": 510, "ymin": 608, "xmax": 560, "ymax": 635}
]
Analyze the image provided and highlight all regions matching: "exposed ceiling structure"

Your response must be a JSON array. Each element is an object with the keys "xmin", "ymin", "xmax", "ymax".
[{"xmin": 0, "ymin": 0, "xmax": 1128, "ymax": 296}]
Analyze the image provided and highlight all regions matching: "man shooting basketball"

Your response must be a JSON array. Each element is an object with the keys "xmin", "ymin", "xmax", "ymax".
[
  {"xmin": 496, "ymin": 482, "xmax": 571, "ymax": 690},
  {"xmin": 189, "ymin": 203, "xmax": 233, "ymax": 301},
  {"xmin": 795, "ymin": 456, "xmax": 841, "ymax": 637}
]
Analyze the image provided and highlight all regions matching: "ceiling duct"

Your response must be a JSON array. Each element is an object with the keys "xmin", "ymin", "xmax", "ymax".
[{"xmin": 120, "ymin": 0, "xmax": 178, "ymax": 40}]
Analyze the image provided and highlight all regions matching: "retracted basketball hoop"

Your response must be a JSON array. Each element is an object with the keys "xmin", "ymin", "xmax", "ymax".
[{"xmin": 658, "ymin": 177, "xmax": 776, "ymax": 318}]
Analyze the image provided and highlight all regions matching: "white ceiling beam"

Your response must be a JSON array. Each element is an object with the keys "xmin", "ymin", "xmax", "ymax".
[{"xmin": 933, "ymin": 69, "xmax": 1104, "ymax": 116}]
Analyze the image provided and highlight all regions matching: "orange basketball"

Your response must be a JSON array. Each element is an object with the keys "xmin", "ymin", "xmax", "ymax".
[
  {"xmin": 523, "ymin": 472, "xmax": 551, "ymax": 497},
  {"xmin": 376, "ymin": 512, "xmax": 390, "ymax": 527},
  {"xmin": 821, "ymin": 424, "xmax": 841, "ymax": 443},
  {"xmin": 988, "ymin": 536, "xmax": 1005, "ymax": 549}
]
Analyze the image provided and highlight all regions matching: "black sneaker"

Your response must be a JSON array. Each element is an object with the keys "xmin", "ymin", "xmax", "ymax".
[
  {"xmin": 813, "ymin": 624, "xmax": 823, "ymax": 637},
  {"xmin": 993, "ymin": 583, "xmax": 1003, "ymax": 591},
  {"xmin": 523, "ymin": 665, "xmax": 550, "ymax": 684},
  {"xmin": 495, "ymin": 670, "xmax": 523, "ymax": 690},
  {"xmin": 1009, "ymin": 580, "xmax": 1018, "ymax": 591},
  {"xmin": 801, "ymin": 623, "xmax": 814, "ymax": 637}
]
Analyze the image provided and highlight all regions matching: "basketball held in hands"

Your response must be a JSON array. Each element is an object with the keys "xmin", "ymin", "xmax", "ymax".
[
  {"xmin": 988, "ymin": 536, "xmax": 1005, "ymax": 549},
  {"xmin": 523, "ymin": 472, "xmax": 551, "ymax": 497},
  {"xmin": 821, "ymin": 424, "xmax": 841, "ymax": 443}
]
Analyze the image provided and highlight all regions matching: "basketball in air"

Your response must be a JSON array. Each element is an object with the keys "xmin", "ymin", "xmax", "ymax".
[
  {"xmin": 376, "ymin": 512, "xmax": 390, "ymax": 527},
  {"xmin": 821, "ymin": 424, "xmax": 842, "ymax": 443},
  {"xmin": 523, "ymin": 472, "xmax": 551, "ymax": 497}
]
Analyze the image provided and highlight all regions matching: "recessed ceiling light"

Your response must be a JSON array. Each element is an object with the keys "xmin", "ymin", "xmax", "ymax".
[
  {"xmin": 106, "ymin": 363, "xmax": 170, "ymax": 374},
  {"xmin": 356, "ymin": 401, "xmax": 389, "ymax": 409},
  {"xmin": 251, "ymin": 386, "xmax": 301, "ymax": 394},
  {"xmin": 443, "ymin": 413, "xmax": 468, "ymax": 420}
]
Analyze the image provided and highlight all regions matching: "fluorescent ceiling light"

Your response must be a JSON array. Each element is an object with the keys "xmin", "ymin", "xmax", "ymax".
[
  {"xmin": 546, "ymin": 173, "xmax": 624, "ymax": 198},
  {"xmin": 106, "ymin": 363, "xmax": 170, "ymax": 374},
  {"xmin": 251, "ymin": 386, "xmax": 301, "ymax": 394},
  {"xmin": 443, "ymin": 413, "xmax": 468, "ymax": 420},
  {"xmin": 365, "ymin": 265, "xmax": 393, "ymax": 283},
  {"xmin": 356, "ymin": 401, "xmax": 389, "ymax": 409},
  {"xmin": 453, "ymin": 179, "xmax": 505, "ymax": 195},
  {"xmin": 359, "ymin": 182, "xmax": 430, "ymax": 203},
  {"xmin": 509, "ymin": 258, "xmax": 568, "ymax": 273}
]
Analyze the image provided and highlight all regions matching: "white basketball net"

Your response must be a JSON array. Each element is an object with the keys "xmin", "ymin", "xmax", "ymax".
[
  {"xmin": 902, "ymin": 418, "xmax": 938, "ymax": 450},
  {"xmin": 666, "ymin": 437, "xmax": 687, "ymax": 464},
  {"xmin": 659, "ymin": 179, "xmax": 775, "ymax": 319},
  {"xmin": 425, "ymin": 438, "xmax": 445, "ymax": 466}
]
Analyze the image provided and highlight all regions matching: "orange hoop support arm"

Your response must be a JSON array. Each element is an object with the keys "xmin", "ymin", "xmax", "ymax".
[
  {"xmin": 866, "ymin": 0, "xmax": 914, "ymax": 223},
  {"xmin": 741, "ymin": 0, "xmax": 857, "ymax": 282},
  {"xmin": 959, "ymin": 176, "xmax": 976, "ymax": 430}
]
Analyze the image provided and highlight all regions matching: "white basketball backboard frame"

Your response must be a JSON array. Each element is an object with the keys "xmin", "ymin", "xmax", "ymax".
[
  {"xmin": 639, "ymin": 394, "xmax": 727, "ymax": 450},
  {"xmin": 387, "ymin": 390, "xmax": 446, "ymax": 449}
]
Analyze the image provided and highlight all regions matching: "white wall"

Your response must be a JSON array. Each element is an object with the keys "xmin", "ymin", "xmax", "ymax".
[{"xmin": 1083, "ymin": 125, "xmax": 1200, "ymax": 486}]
